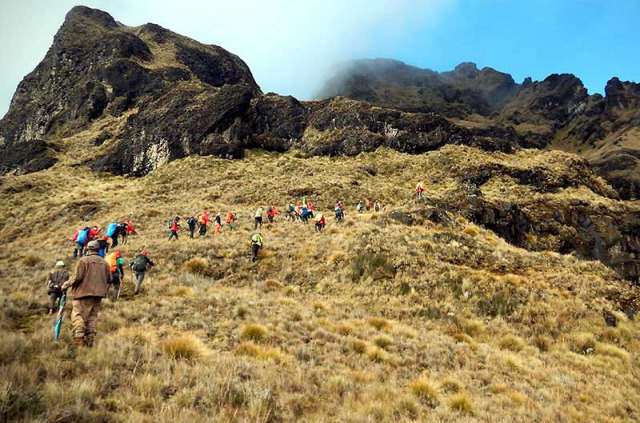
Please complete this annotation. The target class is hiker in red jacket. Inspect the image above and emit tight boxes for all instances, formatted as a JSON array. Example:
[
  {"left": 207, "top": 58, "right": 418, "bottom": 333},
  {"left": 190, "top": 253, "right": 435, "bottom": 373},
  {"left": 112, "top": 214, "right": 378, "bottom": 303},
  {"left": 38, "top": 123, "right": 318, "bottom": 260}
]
[
  {"left": 365, "top": 199, "right": 372, "bottom": 212},
  {"left": 88, "top": 226, "right": 101, "bottom": 240},
  {"left": 168, "top": 216, "right": 181, "bottom": 241},
  {"left": 267, "top": 206, "right": 278, "bottom": 223},
  {"left": 198, "top": 211, "right": 212, "bottom": 236}
]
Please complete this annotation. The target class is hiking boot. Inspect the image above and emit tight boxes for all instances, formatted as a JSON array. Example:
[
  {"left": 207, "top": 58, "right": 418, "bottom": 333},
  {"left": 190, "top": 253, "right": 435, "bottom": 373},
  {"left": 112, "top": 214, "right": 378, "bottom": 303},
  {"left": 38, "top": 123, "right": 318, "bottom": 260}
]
[{"left": 85, "top": 332, "right": 96, "bottom": 348}]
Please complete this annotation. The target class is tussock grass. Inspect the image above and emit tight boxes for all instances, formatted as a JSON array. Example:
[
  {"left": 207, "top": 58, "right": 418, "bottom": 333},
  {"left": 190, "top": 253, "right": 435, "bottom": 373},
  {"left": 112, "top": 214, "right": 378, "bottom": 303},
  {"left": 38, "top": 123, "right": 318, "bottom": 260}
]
[
  {"left": 240, "top": 324, "right": 267, "bottom": 342},
  {"left": 264, "top": 279, "right": 284, "bottom": 290},
  {"left": 408, "top": 378, "right": 440, "bottom": 407},
  {"left": 448, "top": 393, "right": 474, "bottom": 414},
  {"left": 160, "top": 333, "right": 208, "bottom": 361},
  {"left": 498, "top": 334, "right": 526, "bottom": 351},
  {"left": 183, "top": 257, "right": 209, "bottom": 275},
  {"left": 367, "top": 317, "right": 392, "bottom": 331},
  {"left": 22, "top": 255, "right": 42, "bottom": 267},
  {"left": 0, "top": 146, "right": 639, "bottom": 422}
]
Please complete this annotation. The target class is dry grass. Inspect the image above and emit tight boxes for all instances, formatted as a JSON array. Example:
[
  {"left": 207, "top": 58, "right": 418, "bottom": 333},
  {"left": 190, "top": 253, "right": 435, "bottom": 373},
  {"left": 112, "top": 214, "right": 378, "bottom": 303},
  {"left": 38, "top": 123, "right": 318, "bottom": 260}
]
[
  {"left": 160, "top": 333, "right": 208, "bottom": 361},
  {"left": 183, "top": 257, "right": 209, "bottom": 275},
  {"left": 240, "top": 324, "right": 268, "bottom": 342},
  {"left": 409, "top": 378, "right": 440, "bottom": 407},
  {"left": 0, "top": 146, "right": 638, "bottom": 422}
]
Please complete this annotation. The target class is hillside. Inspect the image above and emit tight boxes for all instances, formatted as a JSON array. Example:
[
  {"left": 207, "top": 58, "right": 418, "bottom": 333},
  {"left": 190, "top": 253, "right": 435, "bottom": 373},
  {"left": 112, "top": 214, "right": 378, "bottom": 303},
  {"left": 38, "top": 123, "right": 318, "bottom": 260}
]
[
  {"left": 1, "top": 6, "right": 640, "bottom": 422},
  {"left": 1, "top": 146, "right": 639, "bottom": 422},
  {"left": 317, "top": 59, "right": 640, "bottom": 200}
]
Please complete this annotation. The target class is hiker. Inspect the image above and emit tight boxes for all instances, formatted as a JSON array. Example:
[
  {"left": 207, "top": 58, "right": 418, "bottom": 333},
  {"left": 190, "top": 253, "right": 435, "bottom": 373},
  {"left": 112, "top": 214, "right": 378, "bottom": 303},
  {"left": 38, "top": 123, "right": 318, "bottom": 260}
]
[
  {"left": 251, "top": 233, "right": 263, "bottom": 262},
  {"left": 365, "top": 199, "right": 372, "bottom": 212},
  {"left": 88, "top": 226, "right": 101, "bottom": 240},
  {"left": 130, "top": 250, "right": 154, "bottom": 295},
  {"left": 294, "top": 203, "right": 302, "bottom": 221},
  {"left": 314, "top": 212, "right": 326, "bottom": 232},
  {"left": 72, "top": 227, "right": 90, "bottom": 259},
  {"left": 105, "top": 251, "right": 124, "bottom": 301},
  {"left": 374, "top": 201, "right": 381, "bottom": 212},
  {"left": 198, "top": 211, "right": 212, "bottom": 236},
  {"left": 335, "top": 201, "right": 345, "bottom": 223},
  {"left": 226, "top": 210, "right": 237, "bottom": 230},
  {"left": 186, "top": 216, "right": 197, "bottom": 238},
  {"left": 97, "top": 235, "right": 109, "bottom": 258},
  {"left": 334, "top": 204, "right": 343, "bottom": 223},
  {"left": 214, "top": 213, "right": 222, "bottom": 236},
  {"left": 254, "top": 207, "right": 264, "bottom": 230},
  {"left": 46, "top": 261, "right": 69, "bottom": 315},
  {"left": 267, "top": 206, "right": 278, "bottom": 223},
  {"left": 119, "top": 219, "right": 135, "bottom": 244},
  {"left": 60, "top": 240, "right": 111, "bottom": 348},
  {"left": 286, "top": 204, "right": 297, "bottom": 222},
  {"left": 356, "top": 201, "right": 364, "bottom": 214},
  {"left": 106, "top": 222, "right": 120, "bottom": 247},
  {"left": 168, "top": 216, "right": 180, "bottom": 241},
  {"left": 415, "top": 179, "right": 425, "bottom": 200}
]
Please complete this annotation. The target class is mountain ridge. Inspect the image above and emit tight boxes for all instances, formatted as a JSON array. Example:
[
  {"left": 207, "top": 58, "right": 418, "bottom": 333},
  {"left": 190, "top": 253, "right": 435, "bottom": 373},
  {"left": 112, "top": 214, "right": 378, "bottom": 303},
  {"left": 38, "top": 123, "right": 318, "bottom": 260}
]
[{"left": 316, "top": 58, "right": 640, "bottom": 200}]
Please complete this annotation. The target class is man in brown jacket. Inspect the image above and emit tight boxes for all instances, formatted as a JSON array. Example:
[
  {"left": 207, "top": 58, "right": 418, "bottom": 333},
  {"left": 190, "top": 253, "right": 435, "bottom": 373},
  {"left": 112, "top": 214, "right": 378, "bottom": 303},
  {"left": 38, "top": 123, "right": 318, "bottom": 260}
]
[{"left": 62, "top": 240, "right": 111, "bottom": 347}]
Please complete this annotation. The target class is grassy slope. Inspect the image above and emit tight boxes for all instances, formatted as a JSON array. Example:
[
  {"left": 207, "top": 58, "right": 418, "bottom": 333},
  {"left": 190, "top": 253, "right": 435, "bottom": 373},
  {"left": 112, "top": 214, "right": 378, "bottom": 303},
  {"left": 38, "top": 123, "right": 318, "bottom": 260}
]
[{"left": 1, "top": 139, "right": 639, "bottom": 422}]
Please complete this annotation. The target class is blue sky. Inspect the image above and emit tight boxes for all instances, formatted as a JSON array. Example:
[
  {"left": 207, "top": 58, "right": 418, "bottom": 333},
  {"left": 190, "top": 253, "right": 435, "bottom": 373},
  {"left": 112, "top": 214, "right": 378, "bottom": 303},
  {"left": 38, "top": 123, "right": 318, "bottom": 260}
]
[{"left": 1, "top": 0, "right": 638, "bottom": 118}]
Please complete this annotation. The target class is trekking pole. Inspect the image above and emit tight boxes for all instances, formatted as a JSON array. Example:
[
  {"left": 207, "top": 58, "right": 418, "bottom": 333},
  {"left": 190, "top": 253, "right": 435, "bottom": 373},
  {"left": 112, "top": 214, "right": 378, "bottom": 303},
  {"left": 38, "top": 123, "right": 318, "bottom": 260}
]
[{"left": 54, "top": 292, "right": 67, "bottom": 340}]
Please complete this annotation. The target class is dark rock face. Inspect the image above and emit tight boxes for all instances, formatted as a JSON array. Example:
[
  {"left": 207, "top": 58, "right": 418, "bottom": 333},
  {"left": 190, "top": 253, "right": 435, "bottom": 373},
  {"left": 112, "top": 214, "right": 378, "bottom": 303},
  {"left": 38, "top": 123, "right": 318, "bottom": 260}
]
[
  {"left": 317, "top": 59, "right": 519, "bottom": 117},
  {"left": 404, "top": 158, "right": 640, "bottom": 283},
  {"left": 0, "top": 140, "right": 57, "bottom": 175},
  {"left": 319, "top": 59, "right": 640, "bottom": 200},
  {"left": 0, "top": 5, "right": 261, "bottom": 176}
]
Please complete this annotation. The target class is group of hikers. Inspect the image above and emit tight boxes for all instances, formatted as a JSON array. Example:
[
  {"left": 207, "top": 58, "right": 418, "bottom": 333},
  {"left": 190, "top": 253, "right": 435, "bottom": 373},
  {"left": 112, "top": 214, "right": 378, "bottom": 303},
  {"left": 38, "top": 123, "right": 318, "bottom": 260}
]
[
  {"left": 167, "top": 209, "right": 238, "bottom": 241},
  {"left": 71, "top": 220, "right": 136, "bottom": 258},
  {"left": 52, "top": 182, "right": 428, "bottom": 349},
  {"left": 50, "top": 240, "right": 154, "bottom": 347}
]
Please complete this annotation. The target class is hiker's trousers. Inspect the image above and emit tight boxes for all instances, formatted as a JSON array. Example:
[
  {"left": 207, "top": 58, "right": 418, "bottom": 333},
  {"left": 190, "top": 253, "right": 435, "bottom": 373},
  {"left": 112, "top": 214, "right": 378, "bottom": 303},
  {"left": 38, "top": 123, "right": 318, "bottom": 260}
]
[{"left": 71, "top": 297, "right": 102, "bottom": 338}]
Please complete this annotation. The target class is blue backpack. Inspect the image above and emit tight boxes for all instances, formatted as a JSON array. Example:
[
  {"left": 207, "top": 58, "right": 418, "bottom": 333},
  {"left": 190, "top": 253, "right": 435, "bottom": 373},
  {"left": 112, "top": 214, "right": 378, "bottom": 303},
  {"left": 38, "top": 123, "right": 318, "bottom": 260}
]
[
  {"left": 76, "top": 230, "right": 89, "bottom": 244},
  {"left": 106, "top": 223, "right": 118, "bottom": 237}
]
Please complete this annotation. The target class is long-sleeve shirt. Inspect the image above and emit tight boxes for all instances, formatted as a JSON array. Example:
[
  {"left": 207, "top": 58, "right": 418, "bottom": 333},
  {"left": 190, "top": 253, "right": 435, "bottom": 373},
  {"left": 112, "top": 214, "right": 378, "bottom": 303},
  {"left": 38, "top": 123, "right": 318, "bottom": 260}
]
[{"left": 64, "top": 252, "right": 111, "bottom": 298}]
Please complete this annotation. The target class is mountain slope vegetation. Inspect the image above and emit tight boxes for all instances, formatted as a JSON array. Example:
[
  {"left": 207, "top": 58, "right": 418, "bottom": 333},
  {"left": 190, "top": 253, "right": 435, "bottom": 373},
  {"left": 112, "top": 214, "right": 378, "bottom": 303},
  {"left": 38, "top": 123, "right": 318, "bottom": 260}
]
[
  {"left": 0, "top": 6, "right": 639, "bottom": 423},
  {"left": 1, "top": 145, "right": 639, "bottom": 422}
]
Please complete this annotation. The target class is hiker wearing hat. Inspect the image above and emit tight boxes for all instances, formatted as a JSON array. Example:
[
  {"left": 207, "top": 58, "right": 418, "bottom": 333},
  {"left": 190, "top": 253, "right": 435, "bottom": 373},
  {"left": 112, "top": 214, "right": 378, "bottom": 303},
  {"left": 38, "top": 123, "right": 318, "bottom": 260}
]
[
  {"left": 61, "top": 240, "right": 111, "bottom": 347},
  {"left": 129, "top": 250, "right": 155, "bottom": 295},
  {"left": 46, "top": 261, "right": 69, "bottom": 315}
]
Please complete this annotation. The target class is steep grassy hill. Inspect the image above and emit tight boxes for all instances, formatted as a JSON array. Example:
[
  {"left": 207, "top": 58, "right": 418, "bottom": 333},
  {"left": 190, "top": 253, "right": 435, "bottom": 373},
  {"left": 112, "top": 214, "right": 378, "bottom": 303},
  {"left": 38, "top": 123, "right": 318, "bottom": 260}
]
[{"left": 1, "top": 143, "right": 639, "bottom": 422}]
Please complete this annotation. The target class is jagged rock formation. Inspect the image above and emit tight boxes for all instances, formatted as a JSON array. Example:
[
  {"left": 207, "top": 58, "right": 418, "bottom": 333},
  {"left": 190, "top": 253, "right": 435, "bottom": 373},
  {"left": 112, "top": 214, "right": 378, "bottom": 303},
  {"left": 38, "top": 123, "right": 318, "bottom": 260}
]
[
  {"left": 0, "top": 7, "right": 517, "bottom": 176},
  {"left": 318, "top": 59, "right": 520, "bottom": 117},
  {"left": 318, "top": 59, "right": 640, "bottom": 200}
]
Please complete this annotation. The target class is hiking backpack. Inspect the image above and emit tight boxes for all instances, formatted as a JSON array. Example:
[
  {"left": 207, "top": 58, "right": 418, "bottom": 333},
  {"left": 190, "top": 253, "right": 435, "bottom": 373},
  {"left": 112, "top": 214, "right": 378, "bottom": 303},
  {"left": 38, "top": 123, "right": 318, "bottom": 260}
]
[
  {"left": 167, "top": 219, "right": 173, "bottom": 229},
  {"left": 76, "top": 230, "right": 88, "bottom": 244},
  {"left": 106, "top": 223, "right": 118, "bottom": 237},
  {"left": 132, "top": 256, "right": 147, "bottom": 272},
  {"left": 106, "top": 253, "right": 118, "bottom": 274}
]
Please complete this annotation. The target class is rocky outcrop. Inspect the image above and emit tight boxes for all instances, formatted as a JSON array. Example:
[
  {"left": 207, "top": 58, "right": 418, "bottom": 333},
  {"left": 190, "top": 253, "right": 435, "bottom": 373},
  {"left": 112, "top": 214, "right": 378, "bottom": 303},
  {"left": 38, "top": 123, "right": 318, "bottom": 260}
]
[
  {"left": 317, "top": 59, "right": 520, "bottom": 117},
  {"left": 319, "top": 59, "right": 640, "bottom": 200},
  {"left": 402, "top": 148, "right": 640, "bottom": 282},
  {"left": 0, "top": 6, "right": 261, "bottom": 176}
]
